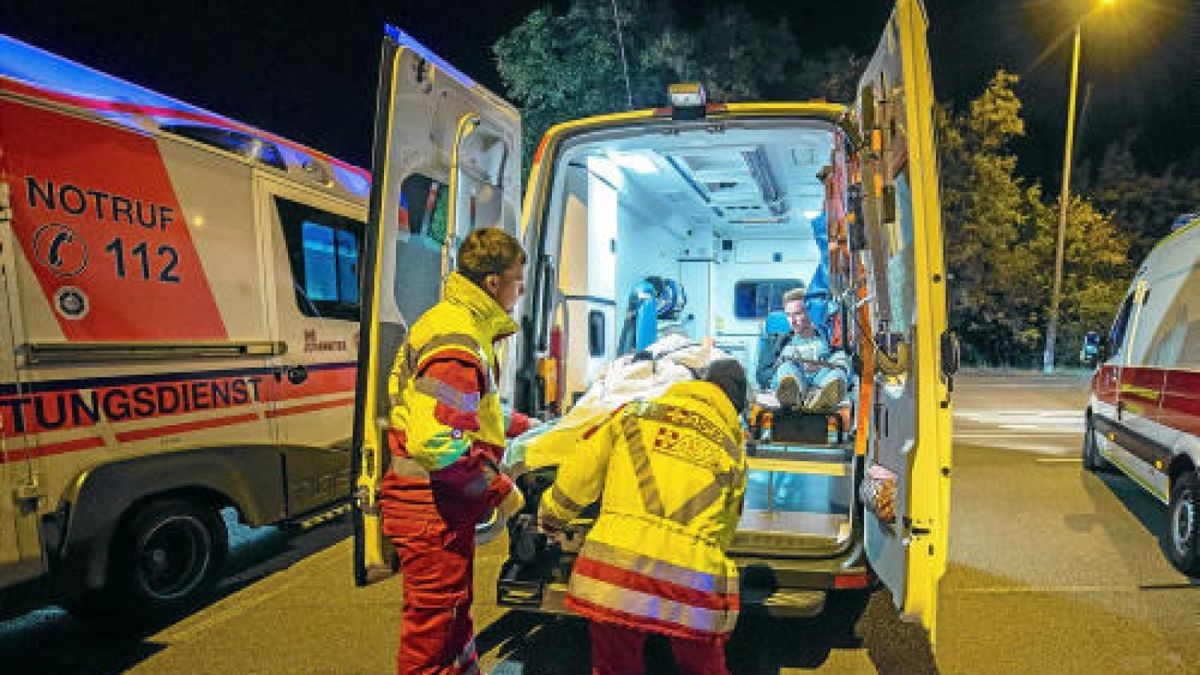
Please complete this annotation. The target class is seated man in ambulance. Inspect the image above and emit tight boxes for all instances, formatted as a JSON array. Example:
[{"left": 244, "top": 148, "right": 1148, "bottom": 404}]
[{"left": 759, "top": 286, "right": 848, "bottom": 413}]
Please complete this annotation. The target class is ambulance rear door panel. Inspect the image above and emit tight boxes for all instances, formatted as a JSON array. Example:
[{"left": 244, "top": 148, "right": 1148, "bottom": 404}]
[
  {"left": 853, "top": 0, "right": 951, "bottom": 639},
  {"left": 1, "top": 96, "right": 285, "bottom": 521},
  {"left": 257, "top": 174, "right": 363, "bottom": 517},
  {"left": 353, "top": 25, "right": 522, "bottom": 585}
]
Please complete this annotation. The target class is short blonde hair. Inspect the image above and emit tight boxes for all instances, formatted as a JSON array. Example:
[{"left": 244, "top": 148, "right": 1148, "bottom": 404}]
[
  {"left": 457, "top": 227, "right": 527, "bottom": 286},
  {"left": 782, "top": 286, "right": 807, "bottom": 304}
]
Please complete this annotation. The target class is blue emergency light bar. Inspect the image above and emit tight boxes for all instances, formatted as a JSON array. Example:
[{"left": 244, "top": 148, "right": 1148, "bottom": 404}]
[
  {"left": 0, "top": 33, "right": 370, "bottom": 198},
  {"left": 383, "top": 25, "right": 477, "bottom": 90}
]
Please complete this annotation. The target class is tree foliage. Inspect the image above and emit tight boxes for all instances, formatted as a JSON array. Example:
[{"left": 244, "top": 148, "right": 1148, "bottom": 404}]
[
  {"left": 493, "top": 0, "right": 866, "bottom": 172},
  {"left": 940, "top": 71, "right": 1133, "bottom": 367},
  {"left": 494, "top": 3, "right": 1167, "bottom": 371},
  {"left": 1080, "top": 132, "right": 1200, "bottom": 262}
]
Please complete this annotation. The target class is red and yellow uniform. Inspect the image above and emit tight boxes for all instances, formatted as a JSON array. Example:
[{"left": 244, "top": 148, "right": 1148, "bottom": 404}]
[
  {"left": 380, "top": 271, "right": 530, "bottom": 675},
  {"left": 540, "top": 380, "right": 746, "bottom": 674}
]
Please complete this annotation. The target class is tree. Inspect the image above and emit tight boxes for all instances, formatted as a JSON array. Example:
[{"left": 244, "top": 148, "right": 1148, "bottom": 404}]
[
  {"left": 939, "top": 71, "right": 1042, "bottom": 366},
  {"left": 1083, "top": 131, "right": 1200, "bottom": 262},
  {"left": 493, "top": 0, "right": 676, "bottom": 173},
  {"left": 493, "top": 1, "right": 867, "bottom": 174},
  {"left": 938, "top": 70, "right": 1132, "bottom": 367}
]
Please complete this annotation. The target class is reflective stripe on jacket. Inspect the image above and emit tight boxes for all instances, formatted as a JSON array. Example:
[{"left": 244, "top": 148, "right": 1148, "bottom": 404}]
[
  {"left": 540, "top": 380, "right": 747, "bottom": 640},
  {"left": 388, "top": 271, "right": 518, "bottom": 471}
]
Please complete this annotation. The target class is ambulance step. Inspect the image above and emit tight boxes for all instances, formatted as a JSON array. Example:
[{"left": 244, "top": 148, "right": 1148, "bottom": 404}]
[
  {"left": 283, "top": 501, "right": 351, "bottom": 531},
  {"left": 755, "top": 589, "right": 827, "bottom": 618}
]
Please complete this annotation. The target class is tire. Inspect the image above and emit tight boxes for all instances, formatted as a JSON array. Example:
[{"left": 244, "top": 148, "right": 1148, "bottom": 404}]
[
  {"left": 110, "top": 498, "right": 228, "bottom": 619},
  {"left": 1082, "top": 413, "right": 1109, "bottom": 472},
  {"left": 1167, "top": 471, "right": 1200, "bottom": 578}
]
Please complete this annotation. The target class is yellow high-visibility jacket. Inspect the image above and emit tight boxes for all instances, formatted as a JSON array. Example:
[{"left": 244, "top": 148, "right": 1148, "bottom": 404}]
[
  {"left": 388, "top": 272, "right": 519, "bottom": 471},
  {"left": 540, "top": 380, "right": 747, "bottom": 640}
]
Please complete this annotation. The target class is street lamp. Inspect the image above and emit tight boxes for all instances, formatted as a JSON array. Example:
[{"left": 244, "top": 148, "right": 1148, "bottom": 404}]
[{"left": 1043, "top": 0, "right": 1117, "bottom": 375}]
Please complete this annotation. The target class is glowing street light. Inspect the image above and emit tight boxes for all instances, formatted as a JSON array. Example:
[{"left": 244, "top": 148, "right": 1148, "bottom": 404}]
[{"left": 1043, "top": 0, "right": 1119, "bottom": 374}]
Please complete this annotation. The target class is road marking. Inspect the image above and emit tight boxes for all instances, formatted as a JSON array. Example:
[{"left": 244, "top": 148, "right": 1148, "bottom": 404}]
[
  {"left": 1035, "top": 458, "right": 1082, "bottom": 463},
  {"left": 954, "top": 432, "right": 1081, "bottom": 438}
]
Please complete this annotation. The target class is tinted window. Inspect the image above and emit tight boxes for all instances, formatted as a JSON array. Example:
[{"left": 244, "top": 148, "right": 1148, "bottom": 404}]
[
  {"left": 588, "top": 310, "right": 606, "bottom": 357},
  {"left": 1109, "top": 293, "right": 1135, "bottom": 358},
  {"left": 734, "top": 279, "right": 803, "bottom": 320},
  {"left": 275, "top": 196, "right": 363, "bottom": 321}
]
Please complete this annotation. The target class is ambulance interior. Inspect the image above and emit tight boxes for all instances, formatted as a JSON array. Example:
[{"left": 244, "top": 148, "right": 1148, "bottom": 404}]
[{"left": 542, "top": 117, "right": 857, "bottom": 557}]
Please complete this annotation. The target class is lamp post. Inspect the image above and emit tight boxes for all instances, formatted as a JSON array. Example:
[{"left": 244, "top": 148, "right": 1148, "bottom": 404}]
[
  {"left": 1042, "top": 21, "right": 1082, "bottom": 375},
  {"left": 1043, "top": 0, "right": 1117, "bottom": 374}
]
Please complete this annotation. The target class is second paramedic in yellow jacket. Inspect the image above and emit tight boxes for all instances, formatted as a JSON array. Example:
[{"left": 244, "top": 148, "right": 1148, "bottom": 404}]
[{"left": 539, "top": 359, "right": 749, "bottom": 675}]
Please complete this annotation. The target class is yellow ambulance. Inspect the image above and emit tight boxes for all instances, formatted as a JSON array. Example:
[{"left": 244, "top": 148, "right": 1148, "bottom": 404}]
[{"left": 353, "top": 0, "right": 954, "bottom": 644}]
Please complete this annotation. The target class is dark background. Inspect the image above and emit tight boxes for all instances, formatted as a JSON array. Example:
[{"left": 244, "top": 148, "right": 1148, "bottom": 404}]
[{"left": 3, "top": 0, "right": 1197, "bottom": 185}]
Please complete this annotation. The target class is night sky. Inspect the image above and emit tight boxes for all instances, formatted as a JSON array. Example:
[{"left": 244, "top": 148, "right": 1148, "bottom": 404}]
[{"left": 3, "top": 0, "right": 1197, "bottom": 185}]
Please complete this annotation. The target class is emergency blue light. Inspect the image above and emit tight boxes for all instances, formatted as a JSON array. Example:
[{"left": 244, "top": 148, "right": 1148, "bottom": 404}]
[{"left": 1171, "top": 213, "right": 1198, "bottom": 232}]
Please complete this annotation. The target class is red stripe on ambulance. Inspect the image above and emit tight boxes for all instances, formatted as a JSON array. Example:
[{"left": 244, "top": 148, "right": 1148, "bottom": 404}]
[
  {"left": 0, "top": 436, "right": 105, "bottom": 463},
  {"left": 265, "top": 396, "right": 356, "bottom": 419},
  {"left": 116, "top": 412, "right": 260, "bottom": 443}
]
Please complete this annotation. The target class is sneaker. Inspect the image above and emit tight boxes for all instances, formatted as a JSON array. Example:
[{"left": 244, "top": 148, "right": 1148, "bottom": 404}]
[
  {"left": 803, "top": 378, "right": 847, "bottom": 412},
  {"left": 776, "top": 374, "right": 804, "bottom": 409}
]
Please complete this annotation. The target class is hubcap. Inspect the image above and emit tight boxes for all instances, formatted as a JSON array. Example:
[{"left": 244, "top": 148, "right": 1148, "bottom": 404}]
[
  {"left": 1173, "top": 489, "right": 1196, "bottom": 558},
  {"left": 136, "top": 514, "right": 212, "bottom": 601}
]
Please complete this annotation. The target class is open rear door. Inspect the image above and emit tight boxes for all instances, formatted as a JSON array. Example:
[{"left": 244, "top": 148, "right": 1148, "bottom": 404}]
[
  {"left": 853, "top": 0, "right": 952, "bottom": 641},
  {"left": 351, "top": 27, "right": 522, "bottom": 585}
]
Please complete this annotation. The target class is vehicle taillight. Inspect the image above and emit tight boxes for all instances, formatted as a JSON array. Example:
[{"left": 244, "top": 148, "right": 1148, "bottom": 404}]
[{"left": 833, "top": 572, "right": 874, "bottom": 590}]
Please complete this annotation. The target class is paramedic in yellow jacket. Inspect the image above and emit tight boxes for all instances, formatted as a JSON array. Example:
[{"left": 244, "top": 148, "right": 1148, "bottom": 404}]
[
  {"left": 380, "top": 227, "right": 532, "bottom": 675},
  {"left": 539, "top": 359, "right": 749, "bottom": 675}
]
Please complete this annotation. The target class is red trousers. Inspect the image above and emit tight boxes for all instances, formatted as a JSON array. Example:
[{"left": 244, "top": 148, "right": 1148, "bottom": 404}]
[
  {"left": 382, "top": 472, "right": 481, "bottom": 675},
  {"left": 588, "top": 621, "right": 729, "bottom": 675}
]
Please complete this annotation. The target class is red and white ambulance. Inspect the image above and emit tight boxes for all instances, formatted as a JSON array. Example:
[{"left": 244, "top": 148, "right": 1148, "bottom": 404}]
[
  {"left": 1084, "top": 215, "right": 1200, "bottom": 577},
  {"left": 0, "top": 34, "right": 367, "bottom": 619}
]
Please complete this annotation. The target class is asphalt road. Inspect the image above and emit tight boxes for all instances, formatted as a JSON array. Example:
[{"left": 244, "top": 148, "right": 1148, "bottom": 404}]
[{"left": 2, "top": 373, "right": 1198, "bottom": 673}]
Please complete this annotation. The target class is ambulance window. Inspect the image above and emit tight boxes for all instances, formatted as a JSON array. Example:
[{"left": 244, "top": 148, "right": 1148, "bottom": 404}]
[
  {"left": 734, "top": 279, "right": 802, "bottom": 320},
  {"left": 274, "top": 196, "right": 363, "bottom": 321},
  {"left": 399, "top": 174, "right": 450, "bottom": 245},
  {"left": 1109, "top": 294, "right": 1135, "bottom": 356}
]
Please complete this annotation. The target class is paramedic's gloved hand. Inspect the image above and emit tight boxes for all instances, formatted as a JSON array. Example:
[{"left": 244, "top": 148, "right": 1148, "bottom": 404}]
[
  {"left": 535, "top": 506, "right": 573, "bottom": 546},
  {"left": 481, "top": 462, "right": 525, "bottom": 519}
]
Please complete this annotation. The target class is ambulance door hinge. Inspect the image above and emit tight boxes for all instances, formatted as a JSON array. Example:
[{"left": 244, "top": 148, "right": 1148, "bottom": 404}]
[
  {"left": 0, "top": 179, "right": 11, "bottom": 227},
  {"left": 13, "top": 473, "right": 46, "bottom": 514},
  {"left": 902, "top": 515, "right": 932, "bottom": 537},
  {"left": 353, "top": 484, "right": 381, "bottom": 516}
]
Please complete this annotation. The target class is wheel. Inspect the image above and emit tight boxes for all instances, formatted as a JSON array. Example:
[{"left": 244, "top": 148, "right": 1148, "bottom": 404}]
[
  {"left": 1081, "top": 413, "right": 1109, "bottom": 472},
  {"left": 1167, "top": 471, "right": 1200, "bottom": 578},
  {"left": 112, "top": 498, "right": 228, "bottom": 618}
]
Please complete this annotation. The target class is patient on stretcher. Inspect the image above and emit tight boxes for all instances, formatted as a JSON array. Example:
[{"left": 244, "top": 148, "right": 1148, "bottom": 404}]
[{"left": 503, "top": 333, "right": 732, "bottom": 472}]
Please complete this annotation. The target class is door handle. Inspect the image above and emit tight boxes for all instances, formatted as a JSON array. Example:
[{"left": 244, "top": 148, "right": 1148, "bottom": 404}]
[{"left": 285, "top": 365, "right": 309, "bottom": 385}]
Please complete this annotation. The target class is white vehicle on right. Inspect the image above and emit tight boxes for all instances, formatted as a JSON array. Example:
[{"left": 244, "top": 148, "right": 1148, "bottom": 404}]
[{"left": 1084, "top": 214, "right": 1200, "bottom": 577}]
